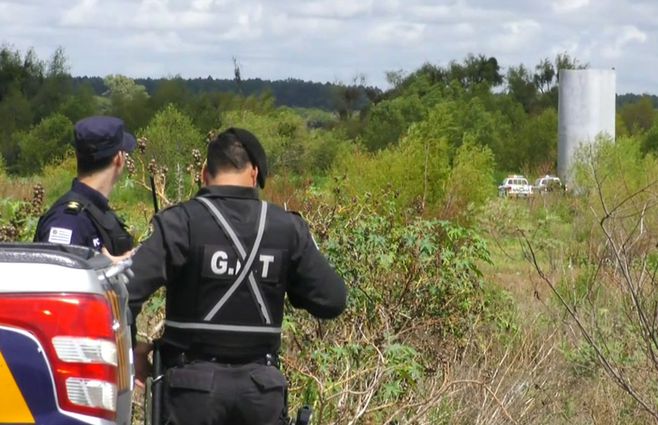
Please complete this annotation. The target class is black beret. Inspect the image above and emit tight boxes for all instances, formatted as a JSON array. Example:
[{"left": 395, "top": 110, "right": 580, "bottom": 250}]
[{"left": 224, "top": 127, "right": 268, "bottom": 188}]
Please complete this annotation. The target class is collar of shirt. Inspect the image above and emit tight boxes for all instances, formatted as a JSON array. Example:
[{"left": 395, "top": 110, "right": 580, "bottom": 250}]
[
  {"left": 71, "top": 179, "right": 110, "bottom": 211},
  {"left": 196, "top": 185, "right": 259, "bottom": 200}
]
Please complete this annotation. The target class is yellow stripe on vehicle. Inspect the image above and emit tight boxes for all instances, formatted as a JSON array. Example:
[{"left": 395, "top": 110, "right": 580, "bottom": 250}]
[
  {"left": 105, "top": 290, "right": 130, "bottom": 392},
  {"left": 0, "top": 351, "right": 35, "bottom": 424}
]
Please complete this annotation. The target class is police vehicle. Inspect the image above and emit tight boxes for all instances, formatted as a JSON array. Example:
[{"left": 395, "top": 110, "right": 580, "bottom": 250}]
[
  {"left": 0, "top": 243, "right": 133, "bottom": 425},
  {"left": 498, "top": 175, "right": 533, "bottom": 198}
]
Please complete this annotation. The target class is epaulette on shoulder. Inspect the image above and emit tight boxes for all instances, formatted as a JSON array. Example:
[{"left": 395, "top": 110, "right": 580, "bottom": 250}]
[
  {"left": 154, "top": 203, "right": 181, "bottom": 218},
  {"left": 64, "top": 200, "right": 83, "bottom": 215},
  {"left": 288, "top": 210, "right": 313, "bottom": 224},
  {"left": 160, "top": 204, "right": 178, "bottom": 213}
]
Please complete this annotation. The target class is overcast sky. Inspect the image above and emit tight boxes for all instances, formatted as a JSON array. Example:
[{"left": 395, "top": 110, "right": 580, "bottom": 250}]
[{"left": 0, "top": 0, "right": 655, "bottom": 93}]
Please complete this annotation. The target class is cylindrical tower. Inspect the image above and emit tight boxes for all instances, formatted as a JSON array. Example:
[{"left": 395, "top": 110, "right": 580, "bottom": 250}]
[{"left": 558, "top": 69, "right": 616, "bottom": 183}]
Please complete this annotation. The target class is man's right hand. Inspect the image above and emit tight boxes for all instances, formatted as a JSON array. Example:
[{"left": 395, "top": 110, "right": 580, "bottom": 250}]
[
  {"left": 134, "top": 341, "right": 153, "bottom": 388},
  {"left": 101, "top": 246, "right": 136, "bottom": 264}
]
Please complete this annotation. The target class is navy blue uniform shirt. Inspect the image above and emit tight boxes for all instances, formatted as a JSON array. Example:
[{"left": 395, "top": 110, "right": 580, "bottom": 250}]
[{"left": 35, "top": 180, "right": 109, "bottom": 250}]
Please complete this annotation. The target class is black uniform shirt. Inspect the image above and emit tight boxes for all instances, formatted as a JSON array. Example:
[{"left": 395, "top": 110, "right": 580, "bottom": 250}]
[
  {"left": 35, "top": 179, "right": 109, "bottom": 250},
  {"left": 128, "top": 185, "right": 346, "bottom": 353}
]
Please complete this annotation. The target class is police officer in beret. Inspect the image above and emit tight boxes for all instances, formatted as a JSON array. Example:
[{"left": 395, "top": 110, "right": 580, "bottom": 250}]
[
  {"left": 34, "top": 116, "right": 135, "bottom": 255},
  {"left": 128, "top": 128, "right": 347, "bottom": 425}
]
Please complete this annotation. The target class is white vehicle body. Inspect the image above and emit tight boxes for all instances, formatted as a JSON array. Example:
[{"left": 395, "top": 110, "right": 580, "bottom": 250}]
[
  {"left": 533, "top": 175, "right": 563, "bottom": 193},
  {"left": 498, "top": 175, "right": 532, "bottom": 198},
  {"left": 0, "top": 243, "right": 133, "bottom": 425}
]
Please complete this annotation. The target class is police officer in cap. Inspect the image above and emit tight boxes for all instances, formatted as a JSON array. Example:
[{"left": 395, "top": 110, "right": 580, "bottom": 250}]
[
  {"left": 128, "top": 128, "right": 347, "bottom": 425},
  {"left": 34, "top": 116, "right": 135, "bottom": 255}
]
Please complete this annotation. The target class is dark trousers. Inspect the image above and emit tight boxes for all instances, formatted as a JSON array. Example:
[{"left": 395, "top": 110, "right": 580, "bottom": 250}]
[{"left": 163, "top": 360, "right": 288, "bottom": 425}]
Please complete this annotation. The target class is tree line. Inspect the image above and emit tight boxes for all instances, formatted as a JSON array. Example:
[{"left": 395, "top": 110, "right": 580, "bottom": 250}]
[
  {"left": 1, "top": 44, "right": 656, "bottom": 184},
  {"left": 73, "top": 75, "right": 370, "bottom": 111}
]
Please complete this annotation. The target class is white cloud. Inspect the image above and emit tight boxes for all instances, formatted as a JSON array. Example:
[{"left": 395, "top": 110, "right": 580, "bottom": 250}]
[
  {"left": 373, "top": 0, "right": 401, "bottom": 15},
  {"left": 191, "top": 0, "right": 214, "bottom": 12},
  {"left": 552, "top": 0, "right": 590, "bottom": 13},
  {"left": 407, "top": 4, "right": 452, "bottom": 21},
  {"left": 0, "top": 0, "right": 656, "bottom": 93},
  {"left": 601, "top": 25, "right": 647, "bottom": 59},
  {"left": 453, "top": 22, "right": 475, "bottom": 36},
  {"left": 368, "top": 22, "right": 425, "bottom": 45},
  {"left": 269, "top": 14, "right": 342, "bottom": 37},
  {"left": 60, "top": 0, "right": 99, "bottom": 26},
  {"left": 124, "top": 31, "right": 198, "bottom": 54},
  {"left": 488, "top": 20, "right": 542, "bottom": 52},
  {"left": 132, "top": 0, "right": 215, "bottom": 30},
  {"left": 0, "top": 1, "right": 43, "bottom": 26},
  {"left": 296, "top": 0, "right": 374, "bottom": 19}
]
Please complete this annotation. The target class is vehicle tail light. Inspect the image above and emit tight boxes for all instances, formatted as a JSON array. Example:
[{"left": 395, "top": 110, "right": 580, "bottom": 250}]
[
  {"left": 53, "top": 337, "right": 118, "bottom": 365},
  {"left": 0, "top": 294, "right": 119, "bottom": 421},
  {"left": 66, "top": 378, "right": 117, "bottom": 412}
]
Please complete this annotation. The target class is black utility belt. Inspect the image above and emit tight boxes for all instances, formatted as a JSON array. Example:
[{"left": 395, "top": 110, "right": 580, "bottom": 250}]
[{"left": 167, "top": 351, "right": 279, "bottom": 368}]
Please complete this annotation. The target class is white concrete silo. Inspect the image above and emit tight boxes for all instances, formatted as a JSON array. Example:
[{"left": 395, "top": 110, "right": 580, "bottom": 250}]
[{"left": 558, "top": 69, "right": 616, "bottom": 183}]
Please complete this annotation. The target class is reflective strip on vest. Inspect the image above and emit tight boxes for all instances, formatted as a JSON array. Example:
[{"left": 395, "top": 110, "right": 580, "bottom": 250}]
[
  {"left": 165, "top": 320, "right": 281, "bottom": 334},
  {"left": 196, "top": 197, "right": 272, "bottom": 324}
]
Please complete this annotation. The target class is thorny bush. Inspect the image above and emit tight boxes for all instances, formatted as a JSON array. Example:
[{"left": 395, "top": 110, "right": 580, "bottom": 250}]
[
  {"left": 0, "top": 183, "right": 44, "bottom": 241},
  {"left": 280, "top": 185, "right": 494, "bottom": 424}
]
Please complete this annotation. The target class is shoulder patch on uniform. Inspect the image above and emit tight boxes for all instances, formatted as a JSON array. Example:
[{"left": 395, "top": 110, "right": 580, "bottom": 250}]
[
  {"left": 48, "top": 227, "right": 72, "bottom": 244},
  {"left": 64, "top": 201, "right": 83, "bottom": 215}
]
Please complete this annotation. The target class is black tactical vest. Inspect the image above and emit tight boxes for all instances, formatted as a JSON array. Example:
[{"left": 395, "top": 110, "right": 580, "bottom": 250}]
[
  {"left": 162, "top": 196, "right": 288, "bottom": 360},
  {"left": 36, "top": 191, "right": 134, "bottom": 255}
]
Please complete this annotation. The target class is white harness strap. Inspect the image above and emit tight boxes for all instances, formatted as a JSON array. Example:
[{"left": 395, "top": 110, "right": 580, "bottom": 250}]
[
  {"left": 196, "top": 197, "right": 272, "bottom": 324},
  {"left": 165, "top": 320, "right": 281, "bottom": 334}
]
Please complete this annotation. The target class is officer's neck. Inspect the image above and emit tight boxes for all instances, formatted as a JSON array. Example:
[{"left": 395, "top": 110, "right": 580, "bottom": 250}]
[
  {"left": 208, "top": 171, "right": 257, "bottom": 188},
  {"left": 78, "top": 171, "right": 115, "bottom": 199}
]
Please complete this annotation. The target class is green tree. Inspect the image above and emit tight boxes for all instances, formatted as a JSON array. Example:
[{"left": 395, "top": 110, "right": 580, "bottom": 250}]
[
  {"left": 618, "top": 96, "right": 655, "bottom": 135},
  {"left": 0, "top": 84, "right": 33, "bottom": 169},
  {"left": 459, "top": 54, "right": 503, "bottom": 88},
  {"left": 59, "top": 83, "right": 98, "bottom": 123},
  {"left": 104, "top": 75, "right": 153, "bottom": 131},
  {"left": 442, "top": 139, "right": 496, "bottom": 220},
  {"left": 0, "top": 46, "right": 45, "bottom": 102},
  {"left": 31, "top": 47, "right": 73, "bottom": 122},
  {"left": 140, "top": 104, "right": 204, "bottom": 173},
  {"left": 149, "top": 77, "right": 190, "bottom": 112},
  {"left": 642, "top": 120, "right": 658, "bottom": 154},
  {"left": 506, "top": 64, "right": 537, "bottom": 113},
  {"left": 220, "top": 109, "right": 310, "bottom": 175},
  {"left": 533, "top": 58, "right": 556, "bottom": 95},
  {"left": 517, "top": 107, "right": 558, "bottom": 172},
  {"left": 360, "top": 94, "right": 426, "bottom": 151},
  {"left": 17, "top": 113, "right": 72, "bottom": 175},
  {"left": 184, "top": 92, "right": 228, "bottom": 132},
  {"left": 104, "top": 74, "right": 149, "bottom": 101},
  {"left": 114, "top": 93, "right": 152, "bottom": 132}
]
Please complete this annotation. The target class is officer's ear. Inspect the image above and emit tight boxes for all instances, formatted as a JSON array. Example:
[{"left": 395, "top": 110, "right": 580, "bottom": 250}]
[
  {"left": 201, "top": 162, "right": 210, "bottom": 187},
  {"left": 114, "top": 151, "right": 125, "bottom": 165},
  {"left": 250, "top": 165, "right": 259, "bottom": 188}
]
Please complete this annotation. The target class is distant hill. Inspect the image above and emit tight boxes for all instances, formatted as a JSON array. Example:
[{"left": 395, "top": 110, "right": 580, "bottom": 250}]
[
  {"left": 72, "top": 76, "right": 371, "bottom": 111},
  {"left": 617, "top": 93, "right": 658, "bottom": 108},
  {"left": 72, "top": 76, "right": 655, "bottom": 112}
]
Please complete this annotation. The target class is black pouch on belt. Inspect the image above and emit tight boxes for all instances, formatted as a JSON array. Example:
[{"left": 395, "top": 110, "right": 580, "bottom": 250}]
[{"left": 167, "top": 367, "right": 214, "bottom": 392}]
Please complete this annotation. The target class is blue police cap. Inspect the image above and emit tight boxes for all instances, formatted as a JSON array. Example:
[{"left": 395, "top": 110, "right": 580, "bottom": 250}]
[{"left": 74, "top": 116, "right": 136, "bottom": 160}]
